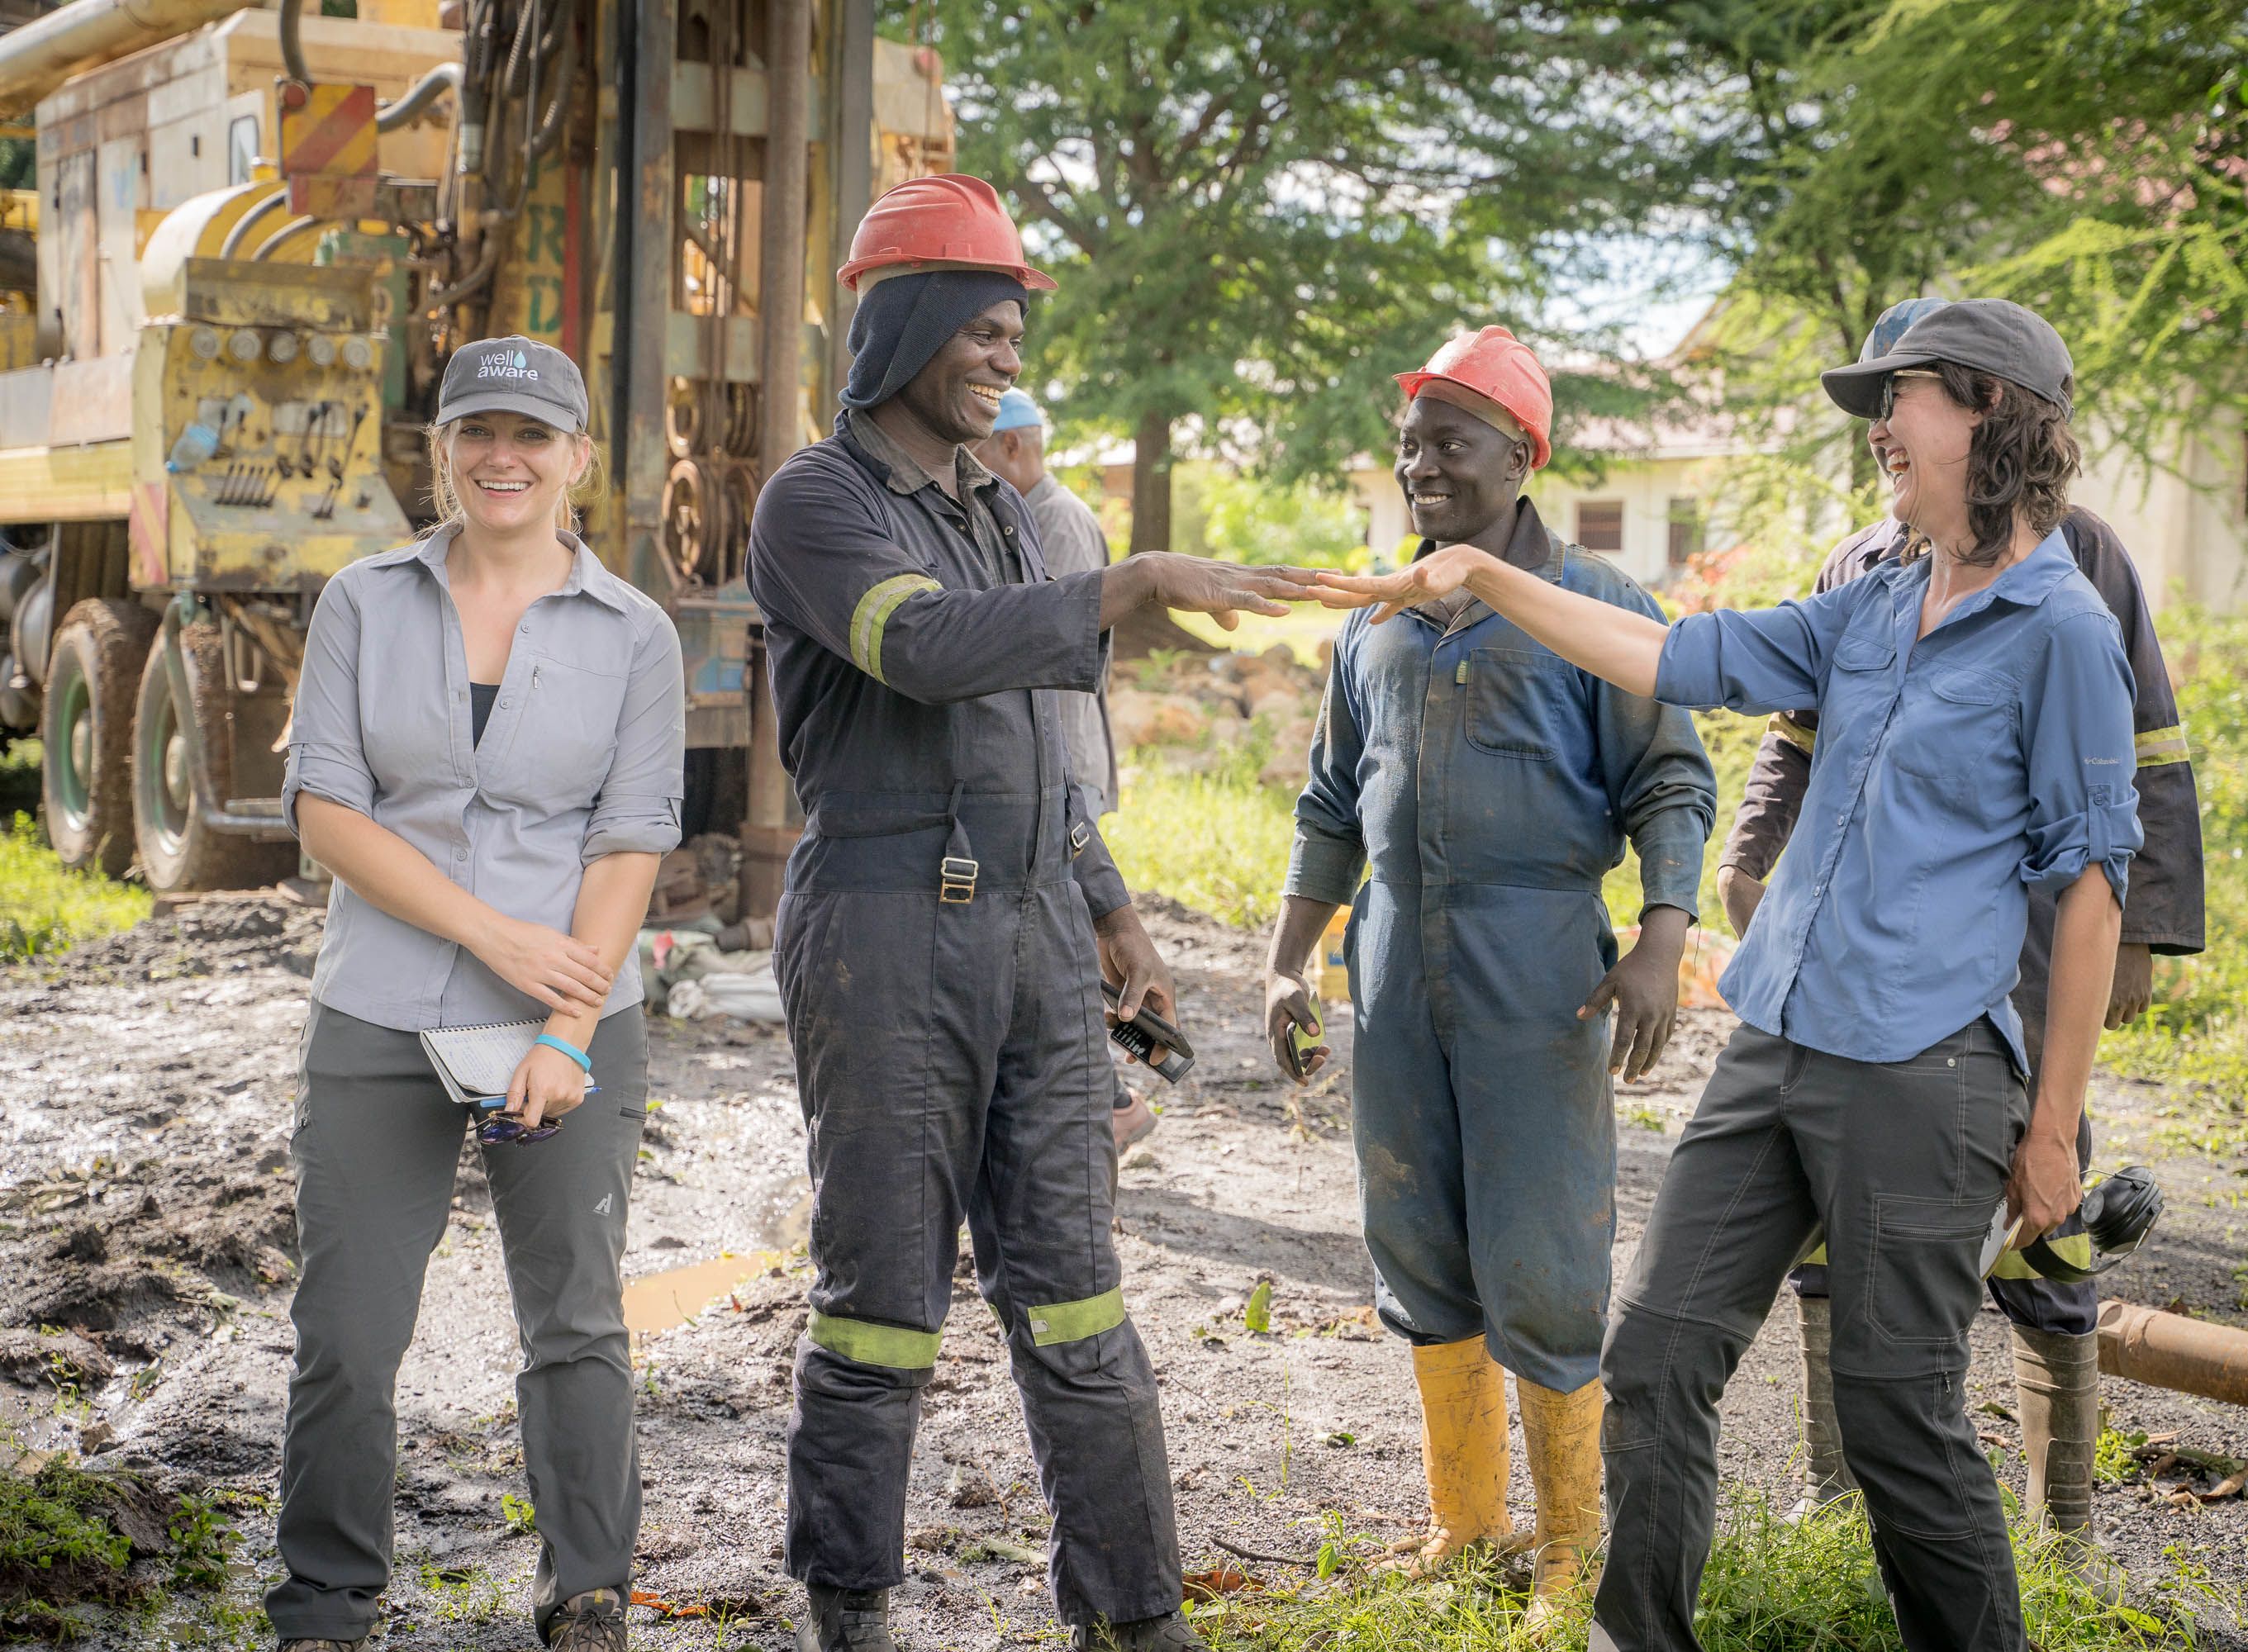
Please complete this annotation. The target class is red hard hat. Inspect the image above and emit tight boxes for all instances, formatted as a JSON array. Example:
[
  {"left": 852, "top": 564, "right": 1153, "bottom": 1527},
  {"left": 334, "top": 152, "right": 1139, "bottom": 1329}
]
[
  {"left": 836, "top": 173, "right": 1057, "bottom": 294},
  {"left": 1395, "top": 326, "right": 1553, "bottom": 470}
]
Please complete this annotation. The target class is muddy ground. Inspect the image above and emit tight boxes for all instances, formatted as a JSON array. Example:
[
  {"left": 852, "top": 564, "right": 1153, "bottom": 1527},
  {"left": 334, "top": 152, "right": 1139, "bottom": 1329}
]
[{"left": 2, "top": 894, "right": 2245, "bottom": 1649}]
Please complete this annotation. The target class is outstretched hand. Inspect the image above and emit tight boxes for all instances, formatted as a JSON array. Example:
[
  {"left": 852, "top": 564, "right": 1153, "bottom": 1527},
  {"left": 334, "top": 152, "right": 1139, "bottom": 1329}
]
[
  {"left": 1145, "top": 553, "right": 1324, "bottom": 629},
  {"left": 1314, "top": 544, "right": 1494, "bottom": 623}
]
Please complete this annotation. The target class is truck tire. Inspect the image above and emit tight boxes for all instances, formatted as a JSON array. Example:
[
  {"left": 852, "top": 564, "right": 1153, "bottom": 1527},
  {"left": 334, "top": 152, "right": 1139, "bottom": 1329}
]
[
  {"left": 40, "top": 599, "right": 157, "bottom": 877},
  {"left": 131, "top": 622, "right": 295, "bottom": 893}
]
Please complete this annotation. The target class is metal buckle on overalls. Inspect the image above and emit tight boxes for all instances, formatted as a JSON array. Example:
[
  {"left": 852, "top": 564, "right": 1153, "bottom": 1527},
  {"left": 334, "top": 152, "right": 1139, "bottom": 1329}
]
[
  {"left": 1068, "top": 820, "right": 1091, "bottom": 858},
  {"left": 939, "top": 855, "right": 979, "bottom": 903}
]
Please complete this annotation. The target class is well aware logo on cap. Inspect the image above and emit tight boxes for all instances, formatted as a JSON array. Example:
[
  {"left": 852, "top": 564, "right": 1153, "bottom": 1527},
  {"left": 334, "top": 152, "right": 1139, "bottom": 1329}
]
[{"left": 478, "top": 347, "right": 539, "bottom": 382}]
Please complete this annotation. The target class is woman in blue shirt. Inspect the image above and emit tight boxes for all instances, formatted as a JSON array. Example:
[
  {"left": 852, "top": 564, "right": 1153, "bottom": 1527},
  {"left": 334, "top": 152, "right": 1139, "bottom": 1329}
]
[{"left": 1317, "top": 300, "right": 2137, "bottom": 1652}]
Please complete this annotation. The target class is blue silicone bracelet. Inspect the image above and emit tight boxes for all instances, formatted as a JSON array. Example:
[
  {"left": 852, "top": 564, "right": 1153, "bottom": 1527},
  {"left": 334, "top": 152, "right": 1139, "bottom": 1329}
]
[{"left": 535, "top": 1032, "right": 592, "bottom": 1072}]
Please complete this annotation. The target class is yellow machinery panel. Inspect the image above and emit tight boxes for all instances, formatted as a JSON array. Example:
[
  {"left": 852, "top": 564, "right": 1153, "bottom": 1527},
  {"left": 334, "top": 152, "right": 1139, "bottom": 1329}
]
[{"left": 128, "top": 262, "right": 409, "bottom": 593}]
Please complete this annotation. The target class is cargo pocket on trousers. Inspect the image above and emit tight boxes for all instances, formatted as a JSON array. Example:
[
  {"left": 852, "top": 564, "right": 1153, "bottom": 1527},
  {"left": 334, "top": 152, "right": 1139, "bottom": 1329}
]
[{"left": 1869, "top": 1196, "right": 1993, "bottom": 1349}]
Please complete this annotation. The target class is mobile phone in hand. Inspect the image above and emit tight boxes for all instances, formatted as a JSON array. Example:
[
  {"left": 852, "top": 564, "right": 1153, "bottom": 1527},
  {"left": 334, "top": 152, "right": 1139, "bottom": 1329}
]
[{"left": 1099, "top": 978, "right": 1195, "bottom": 1084}]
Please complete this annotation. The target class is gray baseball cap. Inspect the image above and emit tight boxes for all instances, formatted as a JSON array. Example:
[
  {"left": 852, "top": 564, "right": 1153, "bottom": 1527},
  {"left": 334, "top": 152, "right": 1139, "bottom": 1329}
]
[
  {"left": 1821, "top": 298, "right": 2073, "bottom": 420},
  {"left": 436, "top": 335, "right": 590, "bottom": 432}
]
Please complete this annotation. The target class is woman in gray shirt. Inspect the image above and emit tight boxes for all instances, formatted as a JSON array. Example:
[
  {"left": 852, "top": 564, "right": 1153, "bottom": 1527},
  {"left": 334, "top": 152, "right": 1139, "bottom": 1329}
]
[{"left": 267, "top": 338, "right": 683, "bottom": 1652}]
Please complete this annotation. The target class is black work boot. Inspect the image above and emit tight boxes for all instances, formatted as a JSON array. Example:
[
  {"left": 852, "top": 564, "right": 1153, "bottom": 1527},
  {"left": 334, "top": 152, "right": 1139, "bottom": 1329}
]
[
  {"left": 796, "top": 1584, "right": 896, "bottom": 1652},
  {"left": 1071, "top": 1611, "right": 1203, "bottom": 1650}
]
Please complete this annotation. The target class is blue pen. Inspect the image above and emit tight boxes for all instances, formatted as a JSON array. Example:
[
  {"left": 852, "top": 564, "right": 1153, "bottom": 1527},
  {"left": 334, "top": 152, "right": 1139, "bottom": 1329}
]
[{"left": 474, "top": 1087, "right": 600, "bottom": 1109}]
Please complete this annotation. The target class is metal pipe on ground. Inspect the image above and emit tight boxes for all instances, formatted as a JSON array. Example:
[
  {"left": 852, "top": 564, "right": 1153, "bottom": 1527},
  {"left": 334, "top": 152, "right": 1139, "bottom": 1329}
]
[
  {"left": 2098, "top": 1299, "right": 2248, "bottom": 1407},
  {"left": 0, "top": 0, "right": 250, "bottom": 119}
]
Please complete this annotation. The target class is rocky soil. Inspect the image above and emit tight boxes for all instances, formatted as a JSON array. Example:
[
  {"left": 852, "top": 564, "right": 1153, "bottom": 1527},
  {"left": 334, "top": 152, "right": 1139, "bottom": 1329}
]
[{"left": 2, "top": 893, "right": 2244, "bottom": 1649}]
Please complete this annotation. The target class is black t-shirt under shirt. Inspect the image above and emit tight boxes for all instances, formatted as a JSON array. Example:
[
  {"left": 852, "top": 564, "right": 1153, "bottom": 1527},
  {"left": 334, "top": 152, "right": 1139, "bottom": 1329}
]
[{"left": 470, "top": 681, "right": 499, "bottom": 748}]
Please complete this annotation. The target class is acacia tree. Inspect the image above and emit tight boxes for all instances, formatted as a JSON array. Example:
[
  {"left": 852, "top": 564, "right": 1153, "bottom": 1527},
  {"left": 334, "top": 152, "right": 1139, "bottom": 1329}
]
[
  {"left": 1624, "top": 0, "right": 2247, "bottom": 496},
  {"left": 891, "top": 1, "right": 1684, "bottom": 551}
]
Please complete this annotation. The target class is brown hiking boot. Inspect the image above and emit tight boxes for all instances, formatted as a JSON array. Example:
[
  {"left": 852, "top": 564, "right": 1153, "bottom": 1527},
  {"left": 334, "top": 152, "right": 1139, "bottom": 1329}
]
[{"left": 548, "top": 1587, "right": 628, "bottom": 1651}]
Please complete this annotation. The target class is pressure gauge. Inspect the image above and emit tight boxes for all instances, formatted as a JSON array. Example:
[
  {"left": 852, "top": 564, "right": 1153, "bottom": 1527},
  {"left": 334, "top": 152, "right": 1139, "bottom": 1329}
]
[
  {"left": 188, "top": 326, "right": 221, "bottom": 360},
  {"left": 340, "top": 335, "right": 373, "bottom": 371},
  {"left": 267, "top": 330, "right": 300, "bottom": 364},
  {"left": 307, "top": 334, "right": 337, "bottom": 368},
  {"left": 228, "top": 330, "right": 262, "bottom": 363}
]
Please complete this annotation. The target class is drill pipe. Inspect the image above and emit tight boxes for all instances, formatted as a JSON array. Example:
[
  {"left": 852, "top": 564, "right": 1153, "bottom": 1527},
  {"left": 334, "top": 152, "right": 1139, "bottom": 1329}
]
[{"left": 2097, "top": 1299, "right": 2248, "bottom": 1407}]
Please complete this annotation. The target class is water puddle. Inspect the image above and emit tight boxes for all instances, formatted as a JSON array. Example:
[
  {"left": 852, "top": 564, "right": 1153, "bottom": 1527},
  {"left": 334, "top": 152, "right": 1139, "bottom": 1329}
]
[{"left": 623, "top": 1250, "right": 787, "bottom": 1336}]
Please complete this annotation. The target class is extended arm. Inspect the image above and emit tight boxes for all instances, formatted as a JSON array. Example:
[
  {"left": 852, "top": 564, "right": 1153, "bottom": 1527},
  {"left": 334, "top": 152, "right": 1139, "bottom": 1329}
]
[{"left": 749, "top": 463, "right": 1314, "bottom": 706}]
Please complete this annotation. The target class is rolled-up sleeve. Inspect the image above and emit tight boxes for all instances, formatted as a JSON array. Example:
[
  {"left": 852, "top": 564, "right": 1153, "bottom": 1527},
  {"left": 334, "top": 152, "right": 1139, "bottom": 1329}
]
[
  {"left": 283, "top": 571, "right": 376, "bottom": 835},
  {"left": 1654, "top": 585, "right": 1861, "bottom": 715},
  {"left": 581, "top": 610, "right": 687, "bottom": 863},
  {"left": 1596, "top": 580, "right": 1714, "bottom": 919},
  {"left": 1284, "top": 628, "right": 1370, "bottom": 905},
  {"left": 2019, "top": 610, "right": 2141, "bottom": 899}
]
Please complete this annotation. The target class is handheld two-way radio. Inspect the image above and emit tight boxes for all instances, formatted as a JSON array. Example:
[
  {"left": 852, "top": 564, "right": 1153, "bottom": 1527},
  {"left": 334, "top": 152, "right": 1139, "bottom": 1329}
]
[{"left": 1100, "top": 978, "right": 1195, "bottom": 1084}]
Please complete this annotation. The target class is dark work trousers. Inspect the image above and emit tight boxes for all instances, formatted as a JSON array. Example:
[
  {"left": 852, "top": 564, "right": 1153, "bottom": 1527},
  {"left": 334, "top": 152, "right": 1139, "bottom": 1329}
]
[
  {"left": 774, "top": 798, "right": 1181, "bottom": 1626},
  {"left": 267, "top": 1001, "right": 648, "bottom": 1645},
  {"left": 1789, "top": 884, "right": 2097, "bottom": 1335},
  {"left": 1594, "top": 1021, "right": 2031, "bottom": 1652}
]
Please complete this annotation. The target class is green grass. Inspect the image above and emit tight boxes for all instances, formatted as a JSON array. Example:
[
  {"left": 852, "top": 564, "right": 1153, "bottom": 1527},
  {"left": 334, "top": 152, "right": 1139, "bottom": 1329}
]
[
  {"left": 0, "top": 1458, "right": 239, "bottom": 1643},
  {"left": 1108, "top": 745, "right": 1300, "bottom": 931},
  {"left": 0, "top": 811, "right": 151, "bottom": 961},
  {"left": 1195, "top": 1493, "right": 2239, "bottom": 1650},
  {"left": 1171, "top": 606, "right": 1348, "bottom": 668}
]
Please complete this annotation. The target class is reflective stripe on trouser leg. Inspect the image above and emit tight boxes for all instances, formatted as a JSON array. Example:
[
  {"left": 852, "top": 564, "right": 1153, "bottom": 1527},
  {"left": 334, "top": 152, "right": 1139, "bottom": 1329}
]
[{"left": 808, "top": 1310, "right": 944, "bottom": 1370}]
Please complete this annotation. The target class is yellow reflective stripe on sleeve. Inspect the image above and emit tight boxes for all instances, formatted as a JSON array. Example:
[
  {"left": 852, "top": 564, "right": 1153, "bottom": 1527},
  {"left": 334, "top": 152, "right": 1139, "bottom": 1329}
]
[
  {"left": 807, "top": 1308, "right": 942, "bottom": 1370},
  {"left": 1025, "top": 1286, "right": 1126, "bottom": 1347},
  {"left": 848, "top": 573, "right": 941, "bottom": 684},
  {"left": 1988, "top": 1230, "right": 2094, "bottom": 1281},
  {"left": 2134, "top": 725, "right": 2190, "bottom": 767},
  {"left": 1768, "top": 713, "right": 1815, "bottom": 755}
]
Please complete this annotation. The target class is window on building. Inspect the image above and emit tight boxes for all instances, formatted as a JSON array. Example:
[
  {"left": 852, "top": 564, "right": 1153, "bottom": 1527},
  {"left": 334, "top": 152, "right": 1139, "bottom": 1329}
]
[
  {"left": 1667, "top": 497, "right": 1705, "bottom": 567},
  {"left": 227, "top": 116, "right": 259, "bottom": 186},
  {"left": 1576, "top": 501, "right": 1624, "bottom": 554}
]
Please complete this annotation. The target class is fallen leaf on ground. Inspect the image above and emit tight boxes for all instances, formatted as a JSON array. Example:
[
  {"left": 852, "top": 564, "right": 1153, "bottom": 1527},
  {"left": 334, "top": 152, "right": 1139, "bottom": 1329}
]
[
  {"left": 1184, "top": 1566, "right": 1262, "bottom": 1601},
  {"left": 2198, "top": 1472, "right": 2246, "bottom": 1503}
]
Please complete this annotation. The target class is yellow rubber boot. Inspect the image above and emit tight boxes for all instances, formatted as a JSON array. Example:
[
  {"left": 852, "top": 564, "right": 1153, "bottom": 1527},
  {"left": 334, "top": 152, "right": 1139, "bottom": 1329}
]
[
  {"left": 1515, "top": 1375, "right": 1604, "bottom": 1640},
  {"left": 1380, "top": 1336, "right": 1516, "bottom": 1575}
]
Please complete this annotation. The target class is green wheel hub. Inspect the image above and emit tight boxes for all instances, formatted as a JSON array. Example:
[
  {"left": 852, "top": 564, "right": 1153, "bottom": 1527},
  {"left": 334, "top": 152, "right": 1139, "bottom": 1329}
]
[
  {"left": 139, "top": 667, "right": 191, "bottom": 857},
  {"left": 53, "top": 667, "right": 93, "bottom": 829}
]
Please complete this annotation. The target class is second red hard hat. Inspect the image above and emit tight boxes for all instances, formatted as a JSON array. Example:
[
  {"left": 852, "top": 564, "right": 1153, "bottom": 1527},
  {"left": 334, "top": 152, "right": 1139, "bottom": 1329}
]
[
  {"left": 1395, "top": 326, "right": 1553, "bottom": 470},
  {"left": 837, "top": 173, "right": 1057, "bottom": 294}
]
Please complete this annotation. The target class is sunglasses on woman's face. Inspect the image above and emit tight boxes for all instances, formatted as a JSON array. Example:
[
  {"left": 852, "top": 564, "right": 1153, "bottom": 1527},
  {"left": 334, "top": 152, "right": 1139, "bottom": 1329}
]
[
  {"left": 1878, "top": 368, "right": 1946, "bottom": 423},
  {"left": 478, "top": 1113, "right": 561, "bottom": 1146}
]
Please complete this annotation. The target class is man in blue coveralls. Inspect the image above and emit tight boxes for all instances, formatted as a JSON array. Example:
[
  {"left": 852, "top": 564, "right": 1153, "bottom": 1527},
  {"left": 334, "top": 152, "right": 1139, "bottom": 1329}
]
[{"left": 1262, "top": 327, "right": 1715, "bottom": 1635}]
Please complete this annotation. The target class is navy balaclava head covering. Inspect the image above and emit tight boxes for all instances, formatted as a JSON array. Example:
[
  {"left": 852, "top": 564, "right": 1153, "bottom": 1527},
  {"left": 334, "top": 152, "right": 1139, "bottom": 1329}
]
[{"left": 840, "top": 268, "right": 1029, "bottom": 411}]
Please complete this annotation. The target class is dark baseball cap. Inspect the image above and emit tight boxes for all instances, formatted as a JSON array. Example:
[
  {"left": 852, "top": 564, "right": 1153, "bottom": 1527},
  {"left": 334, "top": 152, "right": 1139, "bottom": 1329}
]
[
  {"left": 1822, "top": 298, "right": 2073, "bottom": 421},
  {"left": 436, "top": 335, "right": 589, "bottom": 432}
]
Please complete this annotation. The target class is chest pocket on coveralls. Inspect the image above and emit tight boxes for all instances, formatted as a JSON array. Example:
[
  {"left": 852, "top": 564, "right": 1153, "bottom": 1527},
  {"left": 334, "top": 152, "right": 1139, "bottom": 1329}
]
[
  {"left": 1465, "top": 647, "right": 1569, "bottom": 762},
  {"left": 1889, "top": 666, "right": 2013, "bottom": 786}
]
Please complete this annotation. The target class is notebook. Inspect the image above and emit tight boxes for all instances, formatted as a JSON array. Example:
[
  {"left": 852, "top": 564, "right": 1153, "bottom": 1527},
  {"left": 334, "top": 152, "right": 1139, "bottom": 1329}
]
[{"left": 419, "top": 1018, "right": 552, "bottom": 1106}]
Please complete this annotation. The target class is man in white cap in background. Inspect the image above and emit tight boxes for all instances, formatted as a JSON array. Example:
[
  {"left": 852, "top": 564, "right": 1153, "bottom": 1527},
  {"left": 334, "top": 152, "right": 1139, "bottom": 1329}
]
[{"left": 977, "top": 388, "right": 1156, "bottom": 1151}]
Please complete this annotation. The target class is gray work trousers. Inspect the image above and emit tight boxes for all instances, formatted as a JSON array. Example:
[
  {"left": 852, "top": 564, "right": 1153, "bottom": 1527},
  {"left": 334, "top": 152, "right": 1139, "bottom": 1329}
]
[
  {"left": 1594, "top": 1021, "right": 2030, "bottom": 1652},
  {"left": 267, "top": 1001, "right": 647, "bottom": 1645},
  {"left": 774, "top": 805, "right": 1180, "bottom": 1628}
]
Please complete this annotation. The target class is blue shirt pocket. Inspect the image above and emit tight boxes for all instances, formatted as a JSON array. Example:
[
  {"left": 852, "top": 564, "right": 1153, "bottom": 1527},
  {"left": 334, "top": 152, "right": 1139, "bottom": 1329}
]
[
  {"left": 1890, "top": 666, "right": 2013, "bottom": 786},
  {"left": 1465, "top": 647, "right": 1570, "bottom": 762}
]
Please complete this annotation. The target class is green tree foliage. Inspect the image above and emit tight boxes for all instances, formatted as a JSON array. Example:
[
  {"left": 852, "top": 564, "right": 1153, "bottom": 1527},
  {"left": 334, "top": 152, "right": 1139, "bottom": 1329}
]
[
  {"left": 1629, "top": 0, "right": 2246, "bottom": 506},
  {"left": 886, "top": 1, "right": 1686, "bottom": 549}
]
